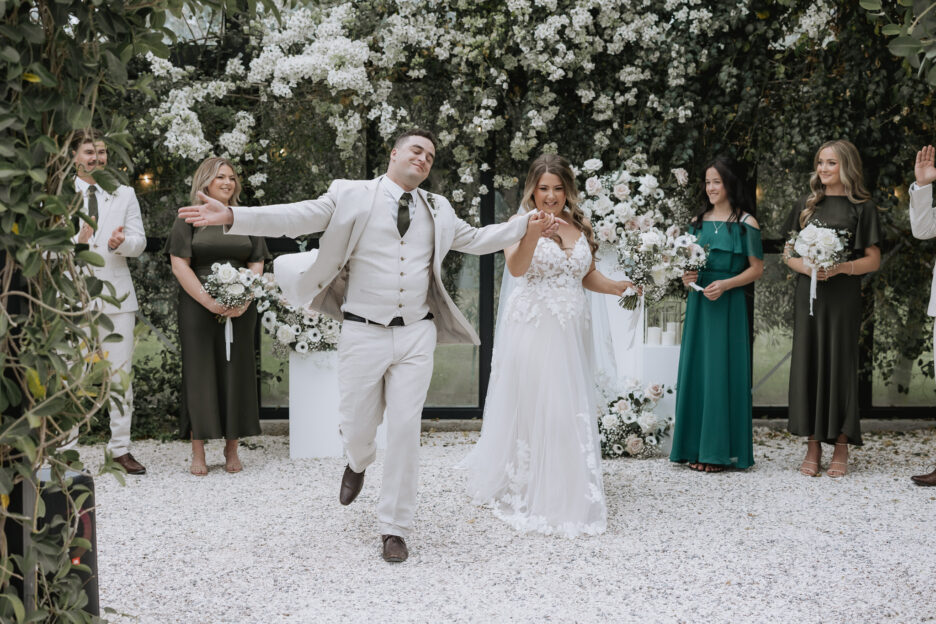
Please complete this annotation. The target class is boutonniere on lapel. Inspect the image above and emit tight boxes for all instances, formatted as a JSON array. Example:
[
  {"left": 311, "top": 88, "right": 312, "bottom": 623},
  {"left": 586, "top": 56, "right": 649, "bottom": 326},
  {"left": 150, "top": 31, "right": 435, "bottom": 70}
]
[{"left": 425, "top": 193, "right": 439, "bottom": 217}]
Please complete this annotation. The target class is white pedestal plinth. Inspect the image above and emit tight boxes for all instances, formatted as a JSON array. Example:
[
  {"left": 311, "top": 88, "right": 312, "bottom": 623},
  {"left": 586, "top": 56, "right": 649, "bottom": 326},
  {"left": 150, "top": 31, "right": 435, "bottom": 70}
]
[
  {"left": 642, "top": 345, "right": 680, "bottom": 453},
  {"left": 288, "top": 351, "right": 387, "bottom": 459}
]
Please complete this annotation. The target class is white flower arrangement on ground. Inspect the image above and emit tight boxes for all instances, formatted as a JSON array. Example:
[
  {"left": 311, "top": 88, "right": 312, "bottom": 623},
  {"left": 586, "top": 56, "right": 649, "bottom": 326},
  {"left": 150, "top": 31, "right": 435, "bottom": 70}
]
[
  {"left": 256, "top": 273, "right": 340, "bottom": 356},
  {"left": 597, "top": 378, "right": 673, "bottom": 459},
  {"left": 787, "top": 221, "right": 850, "bottom": 315},
  {"left": 203, "top": 262, "right": 263, "bottom": 312}
]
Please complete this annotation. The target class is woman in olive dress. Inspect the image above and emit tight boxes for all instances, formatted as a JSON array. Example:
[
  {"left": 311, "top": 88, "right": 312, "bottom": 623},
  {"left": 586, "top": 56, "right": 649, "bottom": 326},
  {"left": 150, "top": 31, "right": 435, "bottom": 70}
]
[
  {"left": 783, "top": 140, "right": 881, "bottom": 478},
  {"left": 168, "top": 157, "right": 269, "bottom": 475},
  {"left": 670, "top": 156, "right": 764, "bottom": 472}
]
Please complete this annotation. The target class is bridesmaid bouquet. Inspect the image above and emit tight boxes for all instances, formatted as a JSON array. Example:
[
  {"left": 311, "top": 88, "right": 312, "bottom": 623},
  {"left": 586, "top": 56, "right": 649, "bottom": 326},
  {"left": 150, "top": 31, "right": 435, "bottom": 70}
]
[
  {"left": 787, "top": 222, "right": 851, "bottom": 316},
  {"left": 203, "top": 262, "right": 263, "bottom": 310},
  {"left": 203, "top": 262, "right": 264, "bottom": 361},
  {"left": 615, "top": 226, "right": 708, "bottom": 309},
  {"left": 256, "top": 274, "right": 340, "bottom": 356},
  {"left": 597, "top": 379, "right": 673, "bottom": 459},
  {"left": 615, "top": 227, "right": 670, "bottom": 310}
]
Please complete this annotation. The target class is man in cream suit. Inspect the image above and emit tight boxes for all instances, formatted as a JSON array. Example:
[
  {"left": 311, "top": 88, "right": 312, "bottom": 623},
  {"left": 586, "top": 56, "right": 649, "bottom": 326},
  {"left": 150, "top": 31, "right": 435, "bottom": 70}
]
[
  {"left": 71, "top": 130, "right": 147, "bottom": 475},
  {"left": 180, "top": 128, "right": 557, "bottom": 562},
  {"left": 909, "top": 145, "right": 936, "bottom": 487}
]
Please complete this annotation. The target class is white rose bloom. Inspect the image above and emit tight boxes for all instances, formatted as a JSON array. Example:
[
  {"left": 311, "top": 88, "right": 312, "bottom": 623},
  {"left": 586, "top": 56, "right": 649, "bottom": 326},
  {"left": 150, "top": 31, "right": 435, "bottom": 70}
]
[
  {"left": 601, "top": 414, "right": 618, "bottom": 430},
  {"left": 798, "top": 224, "right": 820, "bottom": 244},
  {"left": 625, "top": 435, "right": 644, "bottom": 455},
  {"left": 816, "top": 228, "right": 838, "bottom": 250},
  {"left": 276, "top": 324, "right": 295, "bottom": 343},
  {"left": 228, "top": 283, "right": 246, "bottom": 296},
  {"left": 638, "top": 412, "right": 660, "bottom": 433},
  {"left": 582, "top": 158, "right": 603, "bottom": 173},
  {"left": 607, "top": 182, "right": 628, "bottom": 202},
  {"left": 585, "top": 176, "right": 603, "bottom": 196},
  {"left": 650, "top": 265, "right": 668, "bottom": 285},
  {"left": 216, "top": 263, "right": 238, "bottom": 284}
]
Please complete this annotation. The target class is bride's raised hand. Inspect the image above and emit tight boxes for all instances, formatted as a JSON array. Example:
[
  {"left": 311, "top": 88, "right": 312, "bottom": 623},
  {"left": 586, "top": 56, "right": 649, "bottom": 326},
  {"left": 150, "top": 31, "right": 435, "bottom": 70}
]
[
  {"left": 526, "top": 211, "right": 554, "bottom": 238},
  {"left": 178, "top": 191, "right": 234, "bottom": 227}
]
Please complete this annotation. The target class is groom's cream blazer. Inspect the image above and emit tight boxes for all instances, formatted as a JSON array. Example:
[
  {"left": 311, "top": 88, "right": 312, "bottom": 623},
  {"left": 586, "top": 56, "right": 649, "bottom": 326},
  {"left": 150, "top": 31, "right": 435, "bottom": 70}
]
[
  {"left": 909, "top": 182, "right": 936, "bottom": 317},
  {"left": 228, "top": 177, "right": 531, "bottom": 344}
]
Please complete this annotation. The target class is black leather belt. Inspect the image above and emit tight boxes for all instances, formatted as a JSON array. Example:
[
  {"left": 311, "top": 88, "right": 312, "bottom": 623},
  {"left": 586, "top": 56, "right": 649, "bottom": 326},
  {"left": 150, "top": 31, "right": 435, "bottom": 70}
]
[{"left": 343, "top": 312, "right": 433, "bottom": 327}]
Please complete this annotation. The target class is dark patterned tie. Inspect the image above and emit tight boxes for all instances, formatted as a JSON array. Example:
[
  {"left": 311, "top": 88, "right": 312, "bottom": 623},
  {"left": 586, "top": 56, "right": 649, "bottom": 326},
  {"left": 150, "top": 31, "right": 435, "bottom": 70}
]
[
  {"left": 87, "top": 184, "right": 98, "bottom": 224},
  {"left": 398, "top": 192, "right": 412, "bottom": 237}
]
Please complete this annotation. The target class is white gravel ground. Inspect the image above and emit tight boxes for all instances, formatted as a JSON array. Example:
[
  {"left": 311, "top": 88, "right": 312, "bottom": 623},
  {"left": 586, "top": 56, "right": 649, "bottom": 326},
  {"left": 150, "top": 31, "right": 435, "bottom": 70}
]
[{"left": 80, "top": 427, "right": 936, "bottom": 624}]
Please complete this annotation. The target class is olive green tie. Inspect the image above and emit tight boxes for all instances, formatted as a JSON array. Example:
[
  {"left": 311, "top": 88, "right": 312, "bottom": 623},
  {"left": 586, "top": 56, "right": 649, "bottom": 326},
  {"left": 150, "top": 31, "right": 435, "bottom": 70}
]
[
  {"left": 87, "top": 184, "right": 98, "bottom": 224},
  {"left": 398, "top": 192, "right": 412, "bottom": 237}
]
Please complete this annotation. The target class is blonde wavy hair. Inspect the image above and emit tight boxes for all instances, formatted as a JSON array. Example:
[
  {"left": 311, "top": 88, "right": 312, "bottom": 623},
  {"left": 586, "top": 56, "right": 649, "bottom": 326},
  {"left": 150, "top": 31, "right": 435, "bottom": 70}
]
[
  {"left": 189, "top": 157, "right": 242, "bottom": 206},
  {"left": 801, "top": 139, "right": 870, "bottom": 227},
  {"left": 520, "top": 153, "right": 598, "bottom": 256}
]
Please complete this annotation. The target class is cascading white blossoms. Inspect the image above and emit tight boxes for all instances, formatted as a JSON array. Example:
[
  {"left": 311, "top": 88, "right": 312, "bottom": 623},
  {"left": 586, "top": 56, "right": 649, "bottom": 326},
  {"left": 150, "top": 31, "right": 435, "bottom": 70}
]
[{"left": 140, "top": 0, "right": 768, "bottom": 216}]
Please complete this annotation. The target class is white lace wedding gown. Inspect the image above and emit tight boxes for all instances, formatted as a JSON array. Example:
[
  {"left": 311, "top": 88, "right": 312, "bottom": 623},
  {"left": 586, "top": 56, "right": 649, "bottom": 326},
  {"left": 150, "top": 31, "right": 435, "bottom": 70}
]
[{"left": 462, "top": 234, "right": 606, "bottom": 537}]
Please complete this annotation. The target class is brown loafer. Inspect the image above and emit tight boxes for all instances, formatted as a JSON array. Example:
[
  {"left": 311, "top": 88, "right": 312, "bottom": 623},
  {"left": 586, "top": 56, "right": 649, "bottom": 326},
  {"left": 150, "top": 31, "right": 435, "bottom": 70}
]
[
  {"left": 381, "top": 534, "right": 408, "bottom": 563},
  {"left": 911, "top": 467, "right": 936, "bottom": 486},
  {"left": 339, "top": 465, "right": 365, "bottom": 505},
  {"left": 114, "top": 453, "right": 146, "bottom": 475}
]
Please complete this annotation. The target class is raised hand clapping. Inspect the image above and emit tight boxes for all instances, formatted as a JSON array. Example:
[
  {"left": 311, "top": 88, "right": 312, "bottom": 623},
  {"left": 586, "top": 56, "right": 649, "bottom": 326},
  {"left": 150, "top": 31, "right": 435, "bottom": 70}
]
[{"left": 916, "top": 145, "right": 936, "bottom": 187}]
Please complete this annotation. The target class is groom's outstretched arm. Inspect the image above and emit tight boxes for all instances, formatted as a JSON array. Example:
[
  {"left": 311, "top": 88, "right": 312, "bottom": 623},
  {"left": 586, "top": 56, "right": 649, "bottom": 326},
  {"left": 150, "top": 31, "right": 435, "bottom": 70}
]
[{"left": 178, "top": 182, "right": 339, "bottom": 238}]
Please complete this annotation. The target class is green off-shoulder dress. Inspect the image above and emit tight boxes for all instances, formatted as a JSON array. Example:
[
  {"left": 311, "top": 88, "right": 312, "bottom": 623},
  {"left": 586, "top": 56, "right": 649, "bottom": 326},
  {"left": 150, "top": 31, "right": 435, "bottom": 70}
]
[
  {"left": 167, "top": 221, "right": 270, "bottom": 440},
  {"left": 669, "top": 217, "right": 763, "bottom": 469},
  {"left": 784, "top": 196, "right": 881, "bottom": 446}
]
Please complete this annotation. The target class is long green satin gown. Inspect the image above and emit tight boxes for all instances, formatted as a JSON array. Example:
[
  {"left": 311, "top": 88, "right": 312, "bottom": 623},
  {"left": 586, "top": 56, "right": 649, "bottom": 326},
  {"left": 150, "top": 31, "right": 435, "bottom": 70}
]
[
  {"left": 784, "top": 196, "right": 881, "bottom": 446},
  {"left": 669, "top": 217, "right": 762, "bottom": 469}
]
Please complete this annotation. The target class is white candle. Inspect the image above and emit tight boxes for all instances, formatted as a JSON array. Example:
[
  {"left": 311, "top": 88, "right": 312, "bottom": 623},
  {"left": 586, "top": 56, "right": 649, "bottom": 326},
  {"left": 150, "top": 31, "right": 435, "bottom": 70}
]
[
  {"left": 661, "top": 330, "right": 676, "bottom": 346},
  {"left": 667, "top": 321, "right": 680, "bottom": 345},
  {"left": 646, "top": 326, "right": 662, "bottom": 345}
]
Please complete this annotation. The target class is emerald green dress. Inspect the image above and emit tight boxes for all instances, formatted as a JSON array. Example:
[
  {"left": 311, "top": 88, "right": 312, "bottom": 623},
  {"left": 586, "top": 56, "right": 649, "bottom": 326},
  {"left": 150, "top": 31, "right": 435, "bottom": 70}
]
[
  {"left": 167, "top": 221, "right": 270, "bottom": 440},
  {"left": 669, "top": 217, "right": 763, "bottom": 469},
  {"left": 784, "top": 196, "right": 881, "bottom": 446}
]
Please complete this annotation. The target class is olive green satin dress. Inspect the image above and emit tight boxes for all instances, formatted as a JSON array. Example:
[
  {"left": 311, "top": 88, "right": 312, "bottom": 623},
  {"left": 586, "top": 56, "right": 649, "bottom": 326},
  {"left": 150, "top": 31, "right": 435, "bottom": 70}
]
[
  {"left": 167, "top": 221, "right": 269, "bottom": 440},
  {"left": 670, "top": 218, "right": 763, "bottom": 469},
  {"left": 784, "top": 196, "right": 881, "bottom": 445}
]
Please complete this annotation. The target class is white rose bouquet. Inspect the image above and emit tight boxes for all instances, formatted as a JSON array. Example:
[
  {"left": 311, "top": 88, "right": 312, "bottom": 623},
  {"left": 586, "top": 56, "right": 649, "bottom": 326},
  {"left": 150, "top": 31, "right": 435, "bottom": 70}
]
[
  {"left": 203, "top": 262, "right": 263, "bottom": 310},
  {"left": 787, "top": 222, "right": 851, "bottom": 315},
  {"left": 202, "top": 262, "right": 264, "bottom": 361},
  {"left": 665, "top": 226, "right": 708, "bottom": 292},
  {"left": 615, "top": 227, "right": 672, "bottom": 310},
  {"left": 596, "top": 378, "right": 673, "bottom": 459},
  {"left": 256, "top": 273, "right": 340, "bottom": 356}
]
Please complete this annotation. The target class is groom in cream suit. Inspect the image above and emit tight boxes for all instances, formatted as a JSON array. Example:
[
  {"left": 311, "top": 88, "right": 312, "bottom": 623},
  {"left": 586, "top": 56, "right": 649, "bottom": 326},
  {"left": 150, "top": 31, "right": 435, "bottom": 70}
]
[
  {"left": 909, "top": 145, "right": 936, "bottom": 486},
  {"left": 71, "top": 130, "right": 147, "bottom": 474},
  {"left": 180, "top": 129, "right": 557, "bottom": 562}
]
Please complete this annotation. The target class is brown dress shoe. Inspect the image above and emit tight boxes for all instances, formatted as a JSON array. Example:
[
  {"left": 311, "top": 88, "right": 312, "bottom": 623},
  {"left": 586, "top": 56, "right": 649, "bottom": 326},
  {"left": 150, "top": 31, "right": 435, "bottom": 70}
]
[
  {"left": 381, "top": 535, "right": 408, "bottom": 563},
  {"left": 339, "top": 465, "right": 365, "bottom": 505},
  {"left": 911, "top": 467, "right": 936, "bottom": 486},
  {"left": 114, "top": 453, "right": 146, "bottom": 475}
]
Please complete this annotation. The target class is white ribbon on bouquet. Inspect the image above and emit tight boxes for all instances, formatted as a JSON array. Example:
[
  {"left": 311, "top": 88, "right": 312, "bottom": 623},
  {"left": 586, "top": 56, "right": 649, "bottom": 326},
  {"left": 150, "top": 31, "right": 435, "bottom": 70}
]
[
  {"left": 805, "top": 260, "right": 818, "bottom": 317},
  {"left": 225, "top": 317, "right": 233, "bottom": 361}
]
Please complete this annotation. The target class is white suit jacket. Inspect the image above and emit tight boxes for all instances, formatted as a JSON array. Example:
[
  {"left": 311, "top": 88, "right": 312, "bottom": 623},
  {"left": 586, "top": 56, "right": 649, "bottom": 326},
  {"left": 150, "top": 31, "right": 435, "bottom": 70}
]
[
  {"left": 227, "top": 177, "right": 531, "bottom": 344},
  {"left": 909, "top": 182, "right": 936, "bottom": 316},
  {"left": 75, "top": 182, "right": 147, "bottom": 314}
]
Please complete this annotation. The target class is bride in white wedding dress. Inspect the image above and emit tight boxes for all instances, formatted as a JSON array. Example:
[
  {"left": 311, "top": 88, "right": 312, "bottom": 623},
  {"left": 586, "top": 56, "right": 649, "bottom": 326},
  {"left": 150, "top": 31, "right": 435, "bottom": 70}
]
[{"left": 462, "top": 153, "right": 635, "bottom": 537}]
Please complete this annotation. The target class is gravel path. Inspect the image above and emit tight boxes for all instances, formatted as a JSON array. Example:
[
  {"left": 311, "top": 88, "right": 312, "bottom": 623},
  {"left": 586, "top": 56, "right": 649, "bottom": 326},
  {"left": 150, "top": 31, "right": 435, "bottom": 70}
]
[{"left": 81, "top": 427, "right": 936, "bottom": 623}]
